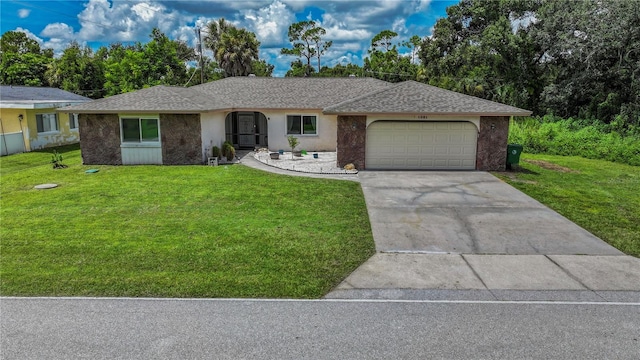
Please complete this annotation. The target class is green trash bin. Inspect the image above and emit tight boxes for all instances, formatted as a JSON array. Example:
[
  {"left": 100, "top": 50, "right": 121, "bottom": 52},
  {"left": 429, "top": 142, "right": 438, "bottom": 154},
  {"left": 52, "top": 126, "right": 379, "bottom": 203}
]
[{"left": 507, "top": 144, "right": 523, "bottom": 166}]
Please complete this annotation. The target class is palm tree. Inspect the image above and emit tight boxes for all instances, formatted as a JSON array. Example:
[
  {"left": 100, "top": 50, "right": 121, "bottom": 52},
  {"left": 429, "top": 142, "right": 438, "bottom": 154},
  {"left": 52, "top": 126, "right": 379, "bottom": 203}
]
[{"left": 204, "top": 19, "right": 260, "bottom": 77}]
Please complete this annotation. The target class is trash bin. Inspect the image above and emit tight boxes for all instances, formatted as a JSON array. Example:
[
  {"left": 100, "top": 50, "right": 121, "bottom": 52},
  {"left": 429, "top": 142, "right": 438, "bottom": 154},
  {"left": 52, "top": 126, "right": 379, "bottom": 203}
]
[{"left": 506, "top": 144, "right": 523, "bottom": 166}]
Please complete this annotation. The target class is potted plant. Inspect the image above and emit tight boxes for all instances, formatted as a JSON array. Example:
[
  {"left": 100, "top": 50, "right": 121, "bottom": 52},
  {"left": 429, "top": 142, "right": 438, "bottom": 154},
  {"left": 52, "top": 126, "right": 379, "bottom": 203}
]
[{"left": 287, "top": 135, "right": 299, "bottom": 159}]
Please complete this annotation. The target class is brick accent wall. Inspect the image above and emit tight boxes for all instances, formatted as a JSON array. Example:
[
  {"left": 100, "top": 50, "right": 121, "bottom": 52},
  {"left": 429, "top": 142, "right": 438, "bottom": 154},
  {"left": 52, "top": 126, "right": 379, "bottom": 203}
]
[
  {"left": 336, "top": 115, "right": 367, "bottom": 170},
  {"left": 79, "top": 114, "right": 122, "bottom": 165},
  {"left": 476, "top": 116, "right": 510, "bottom": 171},
  {"left": 160, "top": 114, "right": 202, "bottom": 165}
]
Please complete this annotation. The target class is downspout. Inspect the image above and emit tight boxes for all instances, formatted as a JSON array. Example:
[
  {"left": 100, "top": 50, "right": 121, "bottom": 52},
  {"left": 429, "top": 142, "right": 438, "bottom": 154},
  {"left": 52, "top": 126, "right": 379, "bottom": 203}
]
[
  {"left": 0, "top": 117, "right": 9, "bottom": 156},
  {"left": 18, "top": 114, "right": 27, "bottom": 152}
]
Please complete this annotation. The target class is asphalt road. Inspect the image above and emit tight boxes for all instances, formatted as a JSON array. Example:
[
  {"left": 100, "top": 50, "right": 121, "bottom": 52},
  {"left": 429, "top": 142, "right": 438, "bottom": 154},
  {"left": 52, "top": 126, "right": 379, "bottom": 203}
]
[{"left": 2, "top": 297, "right": 639, "bottom": 359}]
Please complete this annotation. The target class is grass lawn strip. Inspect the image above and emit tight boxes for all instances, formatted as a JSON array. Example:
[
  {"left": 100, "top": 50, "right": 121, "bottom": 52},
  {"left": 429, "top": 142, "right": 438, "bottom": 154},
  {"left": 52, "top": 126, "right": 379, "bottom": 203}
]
[
  {"left": 494, "top": 154, "right": 639, "bottom": 257},
  {"left": 0, "top": 145, "right": 375, "bottom": 298}
]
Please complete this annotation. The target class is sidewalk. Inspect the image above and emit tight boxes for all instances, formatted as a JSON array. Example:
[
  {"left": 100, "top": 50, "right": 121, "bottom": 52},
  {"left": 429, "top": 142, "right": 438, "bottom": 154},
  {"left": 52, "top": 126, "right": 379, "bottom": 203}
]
[{"left": 325, "top": 253, "right": 640, "bottom": 302}]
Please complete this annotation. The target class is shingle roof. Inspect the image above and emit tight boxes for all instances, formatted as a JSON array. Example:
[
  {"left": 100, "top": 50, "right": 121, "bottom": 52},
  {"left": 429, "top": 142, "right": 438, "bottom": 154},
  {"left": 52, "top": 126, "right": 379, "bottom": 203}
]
[
  {"left": 0, "top": 85, "right": 90, "bottom": 102},
  {"left": 191, "top": 77, "right": 393, "bottom": 109},
  {"left": 60, "top": 77, "right": 531, "bottom": 116},
  {"left": 323, "top": 81, "right": 532, "bottom": 116},
  {"left": 61, "top": 86, "right": 212, "bottom": 113},
  {"left": 61, "top": 77, "right": 392, "bottom": 113}
]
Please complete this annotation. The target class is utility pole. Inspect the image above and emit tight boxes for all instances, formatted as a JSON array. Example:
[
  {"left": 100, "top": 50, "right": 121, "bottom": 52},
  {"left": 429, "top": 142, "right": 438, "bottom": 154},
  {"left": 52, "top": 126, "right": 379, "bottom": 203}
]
[{"left": 195, "top": 27, "right": 204, "bottom": 84}]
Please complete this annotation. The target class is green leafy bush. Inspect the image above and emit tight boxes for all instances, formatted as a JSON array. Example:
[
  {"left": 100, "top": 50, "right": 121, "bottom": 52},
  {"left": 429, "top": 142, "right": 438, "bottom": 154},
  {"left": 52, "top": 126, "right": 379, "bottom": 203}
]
[{"left": 509, "top": 117, "right": 640, "bottom": 166}]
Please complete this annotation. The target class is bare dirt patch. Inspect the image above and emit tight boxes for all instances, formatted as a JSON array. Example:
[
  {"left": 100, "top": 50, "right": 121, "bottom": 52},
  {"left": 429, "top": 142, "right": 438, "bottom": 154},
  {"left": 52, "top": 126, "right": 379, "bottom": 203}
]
[
  {"left": 494, "top": 171, "right": 538, "bottom": 184},
  {"left": 524, "top": 159, "right": 578, "bottom": 173}
]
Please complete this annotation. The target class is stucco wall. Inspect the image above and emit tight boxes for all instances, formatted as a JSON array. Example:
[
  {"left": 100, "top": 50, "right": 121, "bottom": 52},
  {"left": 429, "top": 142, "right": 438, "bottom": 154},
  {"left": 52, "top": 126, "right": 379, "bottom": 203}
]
[
  {"left": 27, "top": 109, "right": 79, "bottom": 150},
  {"left": 0, "top": 108, "right": 29, "bottom": 154},
  {"left": 337, "top": 115, "right": 367, "bottom": 169},
  {"left": 161, "top": 114, "right": 202, "bottom": 165},
  {"left": 200, "top": 112, "right": 226, "bottom": 160},
  {"left": 476, "top": 116, "right": 510, "bottom": 171},
  {"left": 265, "top": 110, "right": 337, "bottom": 152},
  {"left": 79, "top": 114, "right": 122, "bottom": 165}
]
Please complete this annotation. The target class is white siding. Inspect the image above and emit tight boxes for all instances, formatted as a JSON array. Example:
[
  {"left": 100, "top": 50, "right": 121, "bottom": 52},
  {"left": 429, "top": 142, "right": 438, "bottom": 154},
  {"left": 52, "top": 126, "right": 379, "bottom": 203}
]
[
  {"left": 121, "top": 145, "right": 162, "bottom": 165},
  {"left": 0, "top": 132, "right": 26, "bottom": 155}
]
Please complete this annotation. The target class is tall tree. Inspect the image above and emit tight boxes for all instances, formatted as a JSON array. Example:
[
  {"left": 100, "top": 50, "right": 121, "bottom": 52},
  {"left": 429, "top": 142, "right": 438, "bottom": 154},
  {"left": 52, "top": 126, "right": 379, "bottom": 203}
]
[
  {"left": 0, "top": 31, "right": 53, "bottom": 86},
  {"left": 251, "top": 59, "right": 274, "bottom": 77},
  {"left": 419, "top": 0, "right": 545, "bottom": 111},
  {"left": 46, "top": 41, "right": 106, "bottom": 98},
  {"left": 204, "top": 19, "right": 260, "bottom": 77},
  {"left": 532, "top": 0, "right": 640, "bottom": 126},
  {"left": 103, "top": 29, "right": 191, "bottom": 95},
  {"left": 281, "top": 20, "right": 332, "bottom": 76},
  {"left": 364, "top": 30, "right": 416, "bottom": 83}
]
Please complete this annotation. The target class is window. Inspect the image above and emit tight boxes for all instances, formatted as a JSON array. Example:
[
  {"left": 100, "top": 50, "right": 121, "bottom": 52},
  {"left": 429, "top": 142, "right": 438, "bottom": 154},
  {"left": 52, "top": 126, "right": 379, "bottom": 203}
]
[
  {"left": 69, "top": 113, "right": 79, "bottom": 130},
  {"left": 121, "top": 117, "right": 159, "bottom": 143},
  {"left": 287, "top": 115, "right": 317, "bottom": 135},
  {"left": 36, "top": 113, "right": 58, "bottom": 133}
]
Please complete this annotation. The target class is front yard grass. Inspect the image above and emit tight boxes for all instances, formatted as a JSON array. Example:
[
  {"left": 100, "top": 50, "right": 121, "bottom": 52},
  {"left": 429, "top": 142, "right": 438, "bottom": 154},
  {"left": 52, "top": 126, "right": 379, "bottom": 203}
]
[
  {"left": 494, "top": 154, "right": 639, "bottom": 257},
  {"left": 0, "top": 145, "right": 375, "bottom": 298}
]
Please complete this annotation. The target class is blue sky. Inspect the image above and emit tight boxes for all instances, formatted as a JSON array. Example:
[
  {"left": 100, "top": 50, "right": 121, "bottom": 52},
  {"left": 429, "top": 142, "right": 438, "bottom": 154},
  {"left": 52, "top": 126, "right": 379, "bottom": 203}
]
[{"left": 1, "top": 0, "right": 459, "bottom": 77}]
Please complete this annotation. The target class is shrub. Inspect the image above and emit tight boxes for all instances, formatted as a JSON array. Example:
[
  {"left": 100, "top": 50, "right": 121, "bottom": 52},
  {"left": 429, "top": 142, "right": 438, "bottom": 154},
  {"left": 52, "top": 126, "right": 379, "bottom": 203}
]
[
  {"left": 222, "top": 141, "right": 236, "bottom": 161},
  {"left": 509, "top": 117, "right": 640, "bottom": 166},
  {"left": 212, "top": 146, "right": 220, "bottom": 159}
]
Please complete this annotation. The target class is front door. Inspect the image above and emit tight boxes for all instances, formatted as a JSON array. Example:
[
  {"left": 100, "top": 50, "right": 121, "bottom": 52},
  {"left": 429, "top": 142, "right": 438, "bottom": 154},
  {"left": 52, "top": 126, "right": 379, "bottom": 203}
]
[{"left": 238, "top": 113, "right": 255, "bottom": 148}]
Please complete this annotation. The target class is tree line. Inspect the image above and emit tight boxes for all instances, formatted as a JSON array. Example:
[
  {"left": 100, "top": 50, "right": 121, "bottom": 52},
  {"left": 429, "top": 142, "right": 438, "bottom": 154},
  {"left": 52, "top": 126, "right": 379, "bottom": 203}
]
[{"left": 1, "top": 0, "right": 638, "bottom": 131}]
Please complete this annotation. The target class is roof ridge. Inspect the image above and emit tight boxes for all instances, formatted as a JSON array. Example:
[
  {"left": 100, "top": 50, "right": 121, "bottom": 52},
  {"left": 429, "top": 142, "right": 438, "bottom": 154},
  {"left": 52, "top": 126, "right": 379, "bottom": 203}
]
[
  {"left": 402, "top": 80, "right": 526, "bottom": 110},
  {"left": 323, "top": 80, "right": 399, "bottom": 111},
  {"left": 158, "top": 85, "right": 208, "bottom": 110}
]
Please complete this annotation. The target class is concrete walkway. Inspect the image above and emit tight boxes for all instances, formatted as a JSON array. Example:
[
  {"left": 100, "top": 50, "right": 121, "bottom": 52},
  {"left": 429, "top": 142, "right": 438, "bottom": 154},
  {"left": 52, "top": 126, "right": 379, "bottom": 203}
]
[{"left": 238, "top": 151, "right": 360, "bottom": 182}]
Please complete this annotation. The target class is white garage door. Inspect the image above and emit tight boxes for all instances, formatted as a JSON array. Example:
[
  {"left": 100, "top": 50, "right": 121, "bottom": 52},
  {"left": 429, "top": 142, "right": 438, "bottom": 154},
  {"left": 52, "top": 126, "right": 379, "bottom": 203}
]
[{"left": 366, "top": 121, "right": 477, "bottom": 170}]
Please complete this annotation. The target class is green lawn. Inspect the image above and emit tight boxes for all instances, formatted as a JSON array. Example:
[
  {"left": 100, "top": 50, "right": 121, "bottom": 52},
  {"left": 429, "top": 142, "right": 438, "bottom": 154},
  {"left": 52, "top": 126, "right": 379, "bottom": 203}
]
[
  {"left": 494, "top": 154, "right": 640, "bottom": 257},
  {"left": 0, "top": 145, "right": 375, "bottom": 298}
]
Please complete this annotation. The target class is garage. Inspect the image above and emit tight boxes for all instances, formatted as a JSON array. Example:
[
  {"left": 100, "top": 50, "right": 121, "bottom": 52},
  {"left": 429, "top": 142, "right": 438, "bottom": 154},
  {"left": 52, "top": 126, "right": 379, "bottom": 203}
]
[{"left": 365, "top": 121, "right": 478, "bottom": 170}]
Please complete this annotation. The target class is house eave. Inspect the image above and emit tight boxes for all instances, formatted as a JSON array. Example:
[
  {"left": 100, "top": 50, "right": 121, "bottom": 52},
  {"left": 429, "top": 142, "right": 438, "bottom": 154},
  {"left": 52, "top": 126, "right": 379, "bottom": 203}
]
[
  {"left": 1, "top": 101, "right": 90, "bottom": 109},
  {"left": 322, "top": 110, "right": 533, "bottom": 117},
  {"left": 56, "top": 109, "right": 204, "bottom": 114}
]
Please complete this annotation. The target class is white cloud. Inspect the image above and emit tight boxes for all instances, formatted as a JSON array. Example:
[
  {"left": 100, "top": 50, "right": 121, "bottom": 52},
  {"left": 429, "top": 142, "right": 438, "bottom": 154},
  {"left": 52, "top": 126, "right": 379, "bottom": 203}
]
[
  {"left": 391, "top": 18, "right": 407, "bottom": 34},
  {"left": 414, "top": 0, "right": 432, "bottom": 12},
  {"left": 75, "top": 0, "right": 190, "bottom": 42},
  {"left": 18, "top": 9, "right": 31, "bottom": 18},
  {"left": 41, "top": 23, "right": 75, "bottom": 40},
  {"left": 241, "top": 1, "right": 295, "bottom": 47},
  {"left": 14, "top": 27, "right": 44, "bottom": 46}
]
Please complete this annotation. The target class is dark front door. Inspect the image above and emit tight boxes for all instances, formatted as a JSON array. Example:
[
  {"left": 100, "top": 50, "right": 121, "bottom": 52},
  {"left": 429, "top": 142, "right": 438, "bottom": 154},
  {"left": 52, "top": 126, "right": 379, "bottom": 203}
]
[{"left": 238, "top": 112, "right": 255, "bottom": 148}]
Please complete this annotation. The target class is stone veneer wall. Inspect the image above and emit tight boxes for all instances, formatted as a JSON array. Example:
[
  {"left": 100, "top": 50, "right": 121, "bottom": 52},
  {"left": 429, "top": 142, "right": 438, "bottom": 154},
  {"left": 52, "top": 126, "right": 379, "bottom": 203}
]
[
  {"left": 79, "top": 114, "right": 122, "bottom": 165},
  {"left": 160, "top": 114, "right": 202, "bottom": 165},
  {"left": 336, "top": 115, "right": 367, "bottom": 170},
  {"left": 476, "top": 116, "right": 510, "bottom": 171}
]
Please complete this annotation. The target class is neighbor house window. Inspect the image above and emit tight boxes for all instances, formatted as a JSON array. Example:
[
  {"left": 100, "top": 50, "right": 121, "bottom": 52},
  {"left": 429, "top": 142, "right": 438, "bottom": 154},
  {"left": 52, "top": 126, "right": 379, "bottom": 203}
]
[
  {"left": 121, "top": 117, "right": 159, "bottom": 143},
  {"left": 36, "top": 113, "right": 58, "bottom": 133},
  {"left": 287, "top": 115, "right": 317, "bottom": 135},
  {"left": 69, "top": 113, "right": 79, "bottom": 130}
]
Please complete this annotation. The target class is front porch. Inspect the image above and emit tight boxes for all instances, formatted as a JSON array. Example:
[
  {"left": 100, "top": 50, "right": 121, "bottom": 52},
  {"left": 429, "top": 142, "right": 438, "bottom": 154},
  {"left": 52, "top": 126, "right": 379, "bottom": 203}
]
[{"left": 225, "top": 111, "right": 268, "bottom": 149}]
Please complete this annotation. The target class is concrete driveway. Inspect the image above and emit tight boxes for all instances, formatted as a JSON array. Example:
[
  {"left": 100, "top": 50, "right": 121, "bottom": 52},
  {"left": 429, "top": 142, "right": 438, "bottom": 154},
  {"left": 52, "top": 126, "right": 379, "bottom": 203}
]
[
  {"left": 327, "top": 171, "right": 640, "bottom": 301},
  {"left": 359, "top": 171, "right": 621, "bottom": 255}
]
